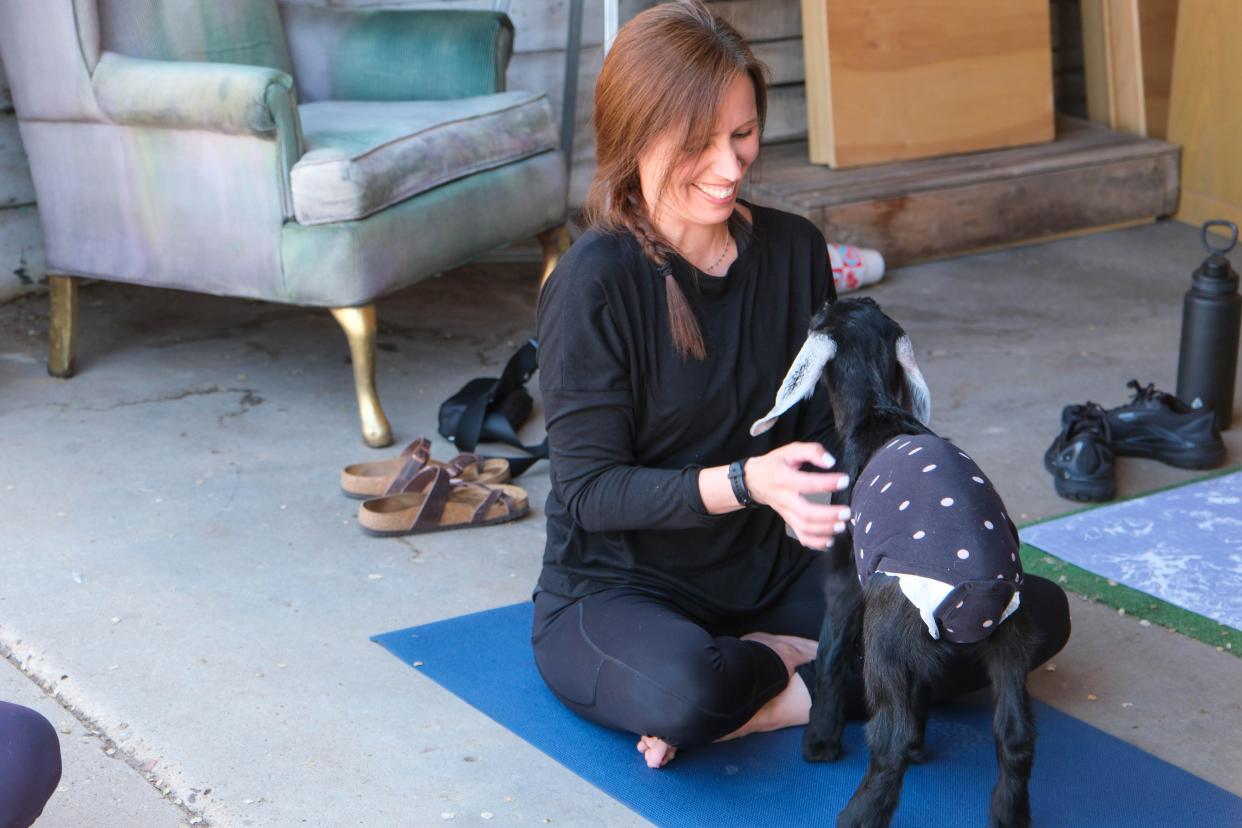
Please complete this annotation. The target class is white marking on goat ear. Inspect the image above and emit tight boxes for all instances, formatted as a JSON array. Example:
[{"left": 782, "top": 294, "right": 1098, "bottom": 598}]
[
  {"left": 895, "top": 335, "right": 932, "bottom": 426},
  {"left": 749, "top": 332, "right": 836, "bottom": 436}
]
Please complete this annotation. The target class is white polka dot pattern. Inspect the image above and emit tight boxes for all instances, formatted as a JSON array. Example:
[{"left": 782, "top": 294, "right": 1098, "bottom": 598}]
[{"left": 850, "top": 433, "right": 1022, "bottom": 645}]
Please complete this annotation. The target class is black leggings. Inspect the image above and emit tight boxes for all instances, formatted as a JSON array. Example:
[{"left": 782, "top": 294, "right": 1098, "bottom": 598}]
[
  {"left": 531, "top": 552, "right": 1070, "bottom": 747},
  {"left": 0, "top": 701, "right": 61, "bottom": 828}
]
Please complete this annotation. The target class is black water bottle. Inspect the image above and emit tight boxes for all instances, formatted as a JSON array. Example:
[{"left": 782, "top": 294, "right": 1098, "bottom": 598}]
[{"left": 1176, "top": 220, "right": 1241, "bottom": 430}]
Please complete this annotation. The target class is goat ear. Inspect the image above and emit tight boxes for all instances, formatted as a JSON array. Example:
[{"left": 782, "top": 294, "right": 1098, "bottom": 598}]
[
  {"left": 750, "top": 332, "right": 836, "bottom": 436},
  {"left": 895, "top": 335, "right": 932, "bottom": 426}
]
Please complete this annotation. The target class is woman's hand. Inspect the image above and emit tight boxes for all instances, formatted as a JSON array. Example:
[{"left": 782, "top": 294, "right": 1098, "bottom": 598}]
[{"left": 745, "top": 442, "right": 851, "bottom": 549}]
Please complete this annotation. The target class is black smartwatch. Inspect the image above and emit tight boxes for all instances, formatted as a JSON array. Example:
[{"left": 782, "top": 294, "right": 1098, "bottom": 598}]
[{"left": 728, "top": 459, "right": 755, "bottom": 508}]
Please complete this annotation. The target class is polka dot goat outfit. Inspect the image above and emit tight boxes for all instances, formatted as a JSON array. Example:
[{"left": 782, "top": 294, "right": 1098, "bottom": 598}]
[{"left": 849, "top": 433, "right": 1023, "bottom": 644}]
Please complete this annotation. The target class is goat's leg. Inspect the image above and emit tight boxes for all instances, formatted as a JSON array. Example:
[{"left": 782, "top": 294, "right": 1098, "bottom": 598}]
[
  {"left": 837, "top": 583, "right": 927, "bottom": 828},
  {"left": 907, "top": 681, "right": 931, "bottom": 765},
  {"left": 985, "top": 615, "right": 1039, "bottom": 828},
  {"left": 803, "top": 568, "right": 863, "bottom": 762}
]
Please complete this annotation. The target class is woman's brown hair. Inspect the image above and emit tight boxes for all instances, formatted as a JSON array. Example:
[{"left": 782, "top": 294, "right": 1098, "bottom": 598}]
[{"left": 584, "top": 0, "right": 768, "bottom": 361}]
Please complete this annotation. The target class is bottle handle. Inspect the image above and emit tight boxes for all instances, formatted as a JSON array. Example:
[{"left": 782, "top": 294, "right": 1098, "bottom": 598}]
[{"left": 1201, "top": 220, "right": 1238, "bottom": 255}]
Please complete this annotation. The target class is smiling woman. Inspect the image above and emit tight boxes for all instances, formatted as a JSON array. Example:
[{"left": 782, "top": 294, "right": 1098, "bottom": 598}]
[{"left": 532, "top": 0, "right": 854, "bottom": 771}]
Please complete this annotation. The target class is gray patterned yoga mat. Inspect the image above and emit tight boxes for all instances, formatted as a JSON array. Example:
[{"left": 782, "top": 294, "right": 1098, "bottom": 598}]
[{"left": 1021, "top": 470, "right": 1242, "bottom": 630}]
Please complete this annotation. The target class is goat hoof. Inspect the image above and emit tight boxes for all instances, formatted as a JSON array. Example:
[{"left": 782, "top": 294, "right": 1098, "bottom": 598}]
[
  {"left": 834, "top": 806, "right": 873, "bottom": 828},
  {"left": 988, "top": 808, "right": 1031, "bottom": 828},
  {"left": 802, "top": 732, "right": 844, "bottom": 763}
]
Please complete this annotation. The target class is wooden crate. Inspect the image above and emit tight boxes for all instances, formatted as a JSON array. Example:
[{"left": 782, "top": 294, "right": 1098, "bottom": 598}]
[
  {"left": 800, "top": 0, "right": 1056, "bottom": 168},
  {"left": 744, "top": 117, "right": 1179, "bottom": 266}
]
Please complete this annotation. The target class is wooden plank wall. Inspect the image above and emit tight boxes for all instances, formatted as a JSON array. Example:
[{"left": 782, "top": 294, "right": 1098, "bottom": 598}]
[
  {"left": 1051, "top": 0, "right": 1088, "bottom": 118},
  {"left": 0, "top": 60, "right": 45, "bottom": 303}
]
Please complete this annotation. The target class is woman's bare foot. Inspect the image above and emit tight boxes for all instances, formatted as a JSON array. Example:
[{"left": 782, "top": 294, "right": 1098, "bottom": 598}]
[
  {"left": 740, "top": 632, "right": 818, "bottom": 675},
  {"left": 636, "top": 734, "right": 678, "bottom": 768},
  {"left": 633, "top": 633, "right": 818, "bottom": 769},
  {"left": 717, "top": 669, "right": 813, "bottom": 742}
]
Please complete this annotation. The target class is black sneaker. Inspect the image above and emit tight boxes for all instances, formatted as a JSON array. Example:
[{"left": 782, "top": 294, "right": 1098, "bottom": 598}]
[
  {"left": 1104, "top": 380, "right": 1226, "bottom": 469},
  {"left": 1045, "top": 402, "right": 1116, "bottom": 502}
]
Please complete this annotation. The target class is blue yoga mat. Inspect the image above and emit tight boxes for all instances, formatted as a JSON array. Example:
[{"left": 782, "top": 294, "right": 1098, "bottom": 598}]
[
  {"left": 1022, "top": 470, "right": 1242, "bottom": 630},
  {"left": 373, "top": 602, "right": 1242, "bottom": 828}
]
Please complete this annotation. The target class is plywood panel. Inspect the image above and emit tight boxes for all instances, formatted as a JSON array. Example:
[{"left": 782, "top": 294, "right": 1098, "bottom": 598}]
[
  {"left": 801, "top": 0, "right": 1055, "bottom": 168},
  {"left": 1167, "top": 0, "right": 1242, "bottom": 228},
  {"left": 1080, "top": 0, "right": 1178, "bottom": 139},
  {"left": 1136, "top": 0, "right": 1178, "bottom": 140}
]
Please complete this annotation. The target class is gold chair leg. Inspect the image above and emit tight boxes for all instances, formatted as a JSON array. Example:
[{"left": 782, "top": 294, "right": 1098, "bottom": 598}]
[
  {"left": 330, "top": 305, "right": 393, "bottom": 449},
  {"left": 48, "top": 274, "right": 79, "bottom": 378},
  {"left": 537, "top": 223, "right": 572, "bottom": 288}
]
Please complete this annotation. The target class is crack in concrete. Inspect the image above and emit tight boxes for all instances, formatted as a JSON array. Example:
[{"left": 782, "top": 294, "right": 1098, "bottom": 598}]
[
  {"left": 0, "top": 387, "right": 260, "bottom": 419},
  {"left": 0, "top": 635, "right": 213, "bottom": 826},
  {"left": 394, "top": 537, "right": 422, "bottom": 560},
  {"left": 217, "top": 390, "right": 265, "bottom": 425}
]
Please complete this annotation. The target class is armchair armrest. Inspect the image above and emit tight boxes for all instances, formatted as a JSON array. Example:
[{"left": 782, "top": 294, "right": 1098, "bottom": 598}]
[
  {"left": 93, "top": 51, "right": 303, "bottom": 219},
  {"left": 280, "top": 5, "right": 514, "bottom": 103},
  {"left": 93, "top": 52, "right": 296, "bottom": 135}
]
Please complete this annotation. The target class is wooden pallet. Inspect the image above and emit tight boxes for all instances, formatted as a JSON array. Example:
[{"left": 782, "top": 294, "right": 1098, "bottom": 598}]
[{"left": 744, "top": 116, "right": 1179, "bottom": 267}]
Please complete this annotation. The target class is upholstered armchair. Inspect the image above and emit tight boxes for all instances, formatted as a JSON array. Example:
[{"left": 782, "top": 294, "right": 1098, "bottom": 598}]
[{"left": 0, "top": 0, "right": 570, "bottom": 447}]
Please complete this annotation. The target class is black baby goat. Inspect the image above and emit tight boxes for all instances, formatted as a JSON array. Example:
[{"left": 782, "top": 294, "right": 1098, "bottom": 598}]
[{"left": 751, "top": 298, "right": 1042, "bottom": 828}]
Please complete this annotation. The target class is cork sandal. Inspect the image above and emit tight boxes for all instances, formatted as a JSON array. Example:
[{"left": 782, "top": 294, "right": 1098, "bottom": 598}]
[
  {"left": 357, "top": 466, "right": 529, "bottom": 536},
  {"left": 340, "top": 437, "right": 510, "bottom": 499}
]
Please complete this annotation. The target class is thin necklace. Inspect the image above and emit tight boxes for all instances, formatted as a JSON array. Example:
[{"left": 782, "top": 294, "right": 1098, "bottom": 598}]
[{"left": 703, "top": 229, "right": 731, "bottom": 274}]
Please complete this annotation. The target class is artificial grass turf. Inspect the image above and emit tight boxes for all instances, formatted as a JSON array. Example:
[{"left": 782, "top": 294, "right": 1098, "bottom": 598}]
[{"left": 1019, "top": 463, "right": 1242, "bottom": 659}]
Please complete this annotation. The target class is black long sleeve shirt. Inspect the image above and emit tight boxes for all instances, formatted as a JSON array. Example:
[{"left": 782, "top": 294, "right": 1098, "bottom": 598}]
[{"left": 535, "top": 201, "right": 838, "bottom": 622}]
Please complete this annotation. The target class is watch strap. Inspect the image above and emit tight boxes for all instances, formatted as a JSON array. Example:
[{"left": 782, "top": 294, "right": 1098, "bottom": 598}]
[{"left": 728, "top": 459, "right": 754, "bottom": 508}]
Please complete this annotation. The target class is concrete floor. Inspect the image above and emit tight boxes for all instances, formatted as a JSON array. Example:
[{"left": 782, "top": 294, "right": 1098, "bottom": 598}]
[{"left": 1, "top": 218, "right": 1240, "bottom": 827}]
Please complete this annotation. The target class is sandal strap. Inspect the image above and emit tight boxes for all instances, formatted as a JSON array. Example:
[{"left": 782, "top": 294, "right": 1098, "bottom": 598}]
[
  {"left": 401, "top": 437, "right": 432, "bottom": 460},
  {"left": 384, "top": 439, "right": 434, "bottom": 496},
  {"left": 445, "top": 452, "right": 483, "bottom": 478},
  {"left": 468, "top": 486, "right": 506, "bottom": 524},
  {"left": 403, "top": 467, "right": 452, "bottom": 532}
]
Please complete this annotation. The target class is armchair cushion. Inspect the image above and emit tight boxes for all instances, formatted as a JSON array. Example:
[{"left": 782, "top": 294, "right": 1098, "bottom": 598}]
[
  {"left": 280, "top": 5, "right": 514, "bottom": 104},
  {"left": 290, "top": 91, "right": 558, "bottom": 226}
]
